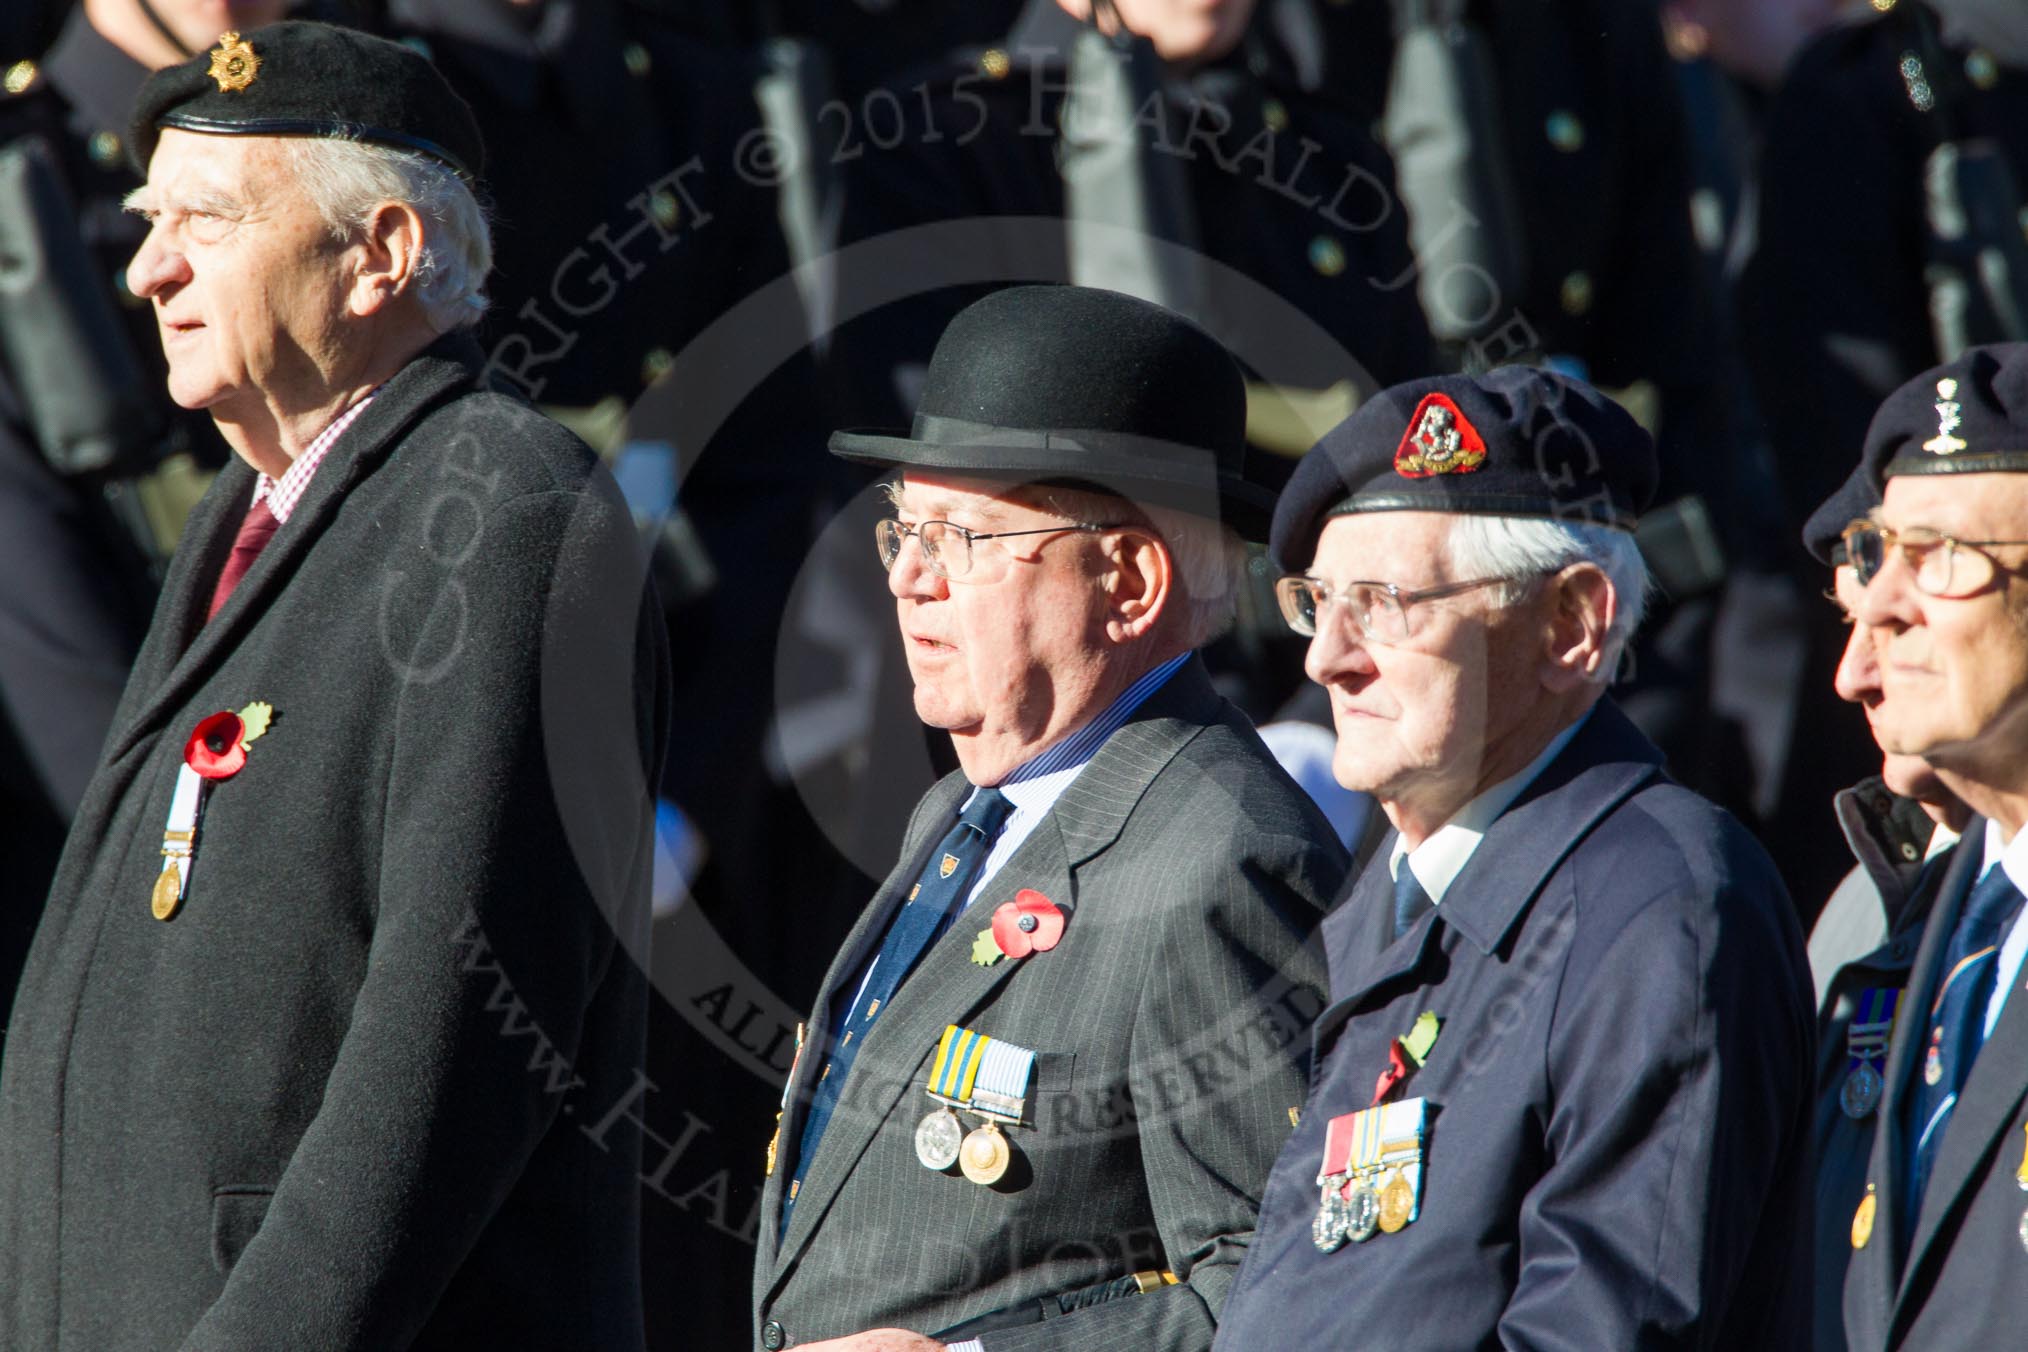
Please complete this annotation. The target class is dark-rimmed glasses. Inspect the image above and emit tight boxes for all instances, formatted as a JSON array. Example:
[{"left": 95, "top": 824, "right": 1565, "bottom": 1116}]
[
  {"left": 1842, "top": 520, "right": 2028, "bottom": 598},
  {"left": 876, "top": 517, "right": 1122, "bottom": 580},
  {"left": 1274, "top": 574, "right": 1517, "bottom": 643}
]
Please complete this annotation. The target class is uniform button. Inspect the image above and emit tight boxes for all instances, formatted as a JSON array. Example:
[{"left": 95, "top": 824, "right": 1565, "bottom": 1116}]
[
  {"left": 762, "top": 1319, "right": 788, "bottom": 1350},
  {"left": 89, "top": 131, "right": 123, "bottom": 168},
  {"left": 3, "top": 60, "right": 36, "bottom": 96},
  {"left": 1263, "top": 98, "right": 1289, "bottom": 132},
  {"left": 1545, "top": 110, "right": 1584, "bottom": 153},
  {"left": 1559, "top": 270, "right": 1594, "bottom": 316},
  {"left": 650, "top": 188, "right": 682, "bottom": 232},
  {"left": 624, "top": 42, "right": 651, "bottom": 78},
  {"left": 980, "top": 48, "right": 1011, "bottom": 80},
  {"left": 1308, "top": 236, "right": 1346, "bottom": 277},
  {"left": 1967, "top": 48, "right": 1999, "bottom": 90}
]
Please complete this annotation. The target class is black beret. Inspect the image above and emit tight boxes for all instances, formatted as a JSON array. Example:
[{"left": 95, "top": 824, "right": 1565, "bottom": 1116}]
[
  {"left": 129, "top": 22, "right": 483, "bottom": 177},
  {"left": 830, "top": 285, "right": 1276, "bottom": 540},
  {"left": 1269, "top": 367, "right": 1658, "bottom": 571},
  {"left": 1873, "top": 342, "right": 2028, "bottom": 481}
]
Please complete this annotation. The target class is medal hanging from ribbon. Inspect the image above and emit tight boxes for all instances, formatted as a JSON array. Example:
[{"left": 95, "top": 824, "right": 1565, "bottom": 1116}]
[
  {"left": 1840, "top": 988, "right": 1899, "bottom": 1119},
  {"left": 153, "top": 702, "right": 275, "bottom": 921},
  {"left": 1313, "top": 1012, "right": 1440, "bottom": 1252},
  {"left": 916, "top": 1025, "right": 1036, "bottom": 1184}
]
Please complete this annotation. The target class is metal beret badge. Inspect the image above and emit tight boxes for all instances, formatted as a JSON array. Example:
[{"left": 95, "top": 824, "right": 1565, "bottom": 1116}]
[{"left": 206, "top": 31, "right": 260, "bottom": 93}]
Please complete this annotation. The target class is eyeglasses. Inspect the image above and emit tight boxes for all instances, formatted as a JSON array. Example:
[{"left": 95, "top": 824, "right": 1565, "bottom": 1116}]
[
  {"left": 875, "top": 517, "right": 1121, "bottom": 580},
  {"left": 1841, "top": 520, "right": 2028, "bottom": 598},
  {"left": 1274, "top": 573, "right": 1516, "bottom": 644}
]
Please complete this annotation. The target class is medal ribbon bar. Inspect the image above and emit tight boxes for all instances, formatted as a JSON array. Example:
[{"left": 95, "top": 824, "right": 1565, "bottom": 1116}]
[
  {"left": 970, "top": 1037, "right": 1035, "bottom": 1124},
  {"left": 929, "top": 1025, "right": 991, "bottom": 1105}
]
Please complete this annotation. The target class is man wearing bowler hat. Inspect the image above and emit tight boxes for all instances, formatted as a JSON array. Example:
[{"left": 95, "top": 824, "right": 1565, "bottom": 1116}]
[
  {"left": 751, "top": 284, "right": 1347, "bottom": 1352},
  {"left": 0, "top": 23, "right": 663, "bottom": 1350},
  {"left": 1841, "top": 343, "right": 2028, "bottom": 1349},
  {"left": 1212, "top": 368, "right": 1815, "bottom": 1348}
]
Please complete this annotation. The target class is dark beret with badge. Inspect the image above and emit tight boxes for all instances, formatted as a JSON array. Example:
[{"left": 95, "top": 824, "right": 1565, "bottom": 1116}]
[
  {"left": 829, "top": 284, "right": 1278, "bottom": 541},
  {"left": 1269, "top": 367, "right": 1659, "bottom": 571},
  {"left": 128, "top": 21, "right": 484, "bottom": 177},
  {"left": 1873, "top": 342, "right": 2028, "bottom": 481}
]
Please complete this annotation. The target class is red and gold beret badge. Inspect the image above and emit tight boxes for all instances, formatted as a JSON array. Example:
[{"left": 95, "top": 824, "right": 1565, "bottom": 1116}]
[{"left": 1393, "top": 393, "right": 1487, "bottom": 478}]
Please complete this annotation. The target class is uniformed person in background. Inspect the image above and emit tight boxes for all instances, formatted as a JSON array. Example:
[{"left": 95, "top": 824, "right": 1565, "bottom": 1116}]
[
  {"left": 1840, "top": 343, "right": 2028, "bottom": 1350},
  {"left": 1216, "top": 367, "right": 1814, "bottom": 1349},
  {"left": 0, "top": 0, "right": 295, "bottom": 1054},
  {"left": 1748, "top": 0, "right": 2028, "bottom": 911},
  {"left": 1798, "top": 425, "right": 1967, "bottom": 1352}
]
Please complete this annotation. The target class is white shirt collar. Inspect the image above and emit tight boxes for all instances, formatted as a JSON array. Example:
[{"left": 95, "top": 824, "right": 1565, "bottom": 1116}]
[{"left": 1389, "top": 710, "right": 1591, "bottom": 905}]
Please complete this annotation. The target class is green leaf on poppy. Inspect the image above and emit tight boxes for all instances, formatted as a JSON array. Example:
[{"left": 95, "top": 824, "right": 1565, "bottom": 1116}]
[
  {"left": 238, "top": 700, "right": 274, "bottom": 748},
  {"left": 969, "top": 928, "right": 1003, "bottom": 967}
]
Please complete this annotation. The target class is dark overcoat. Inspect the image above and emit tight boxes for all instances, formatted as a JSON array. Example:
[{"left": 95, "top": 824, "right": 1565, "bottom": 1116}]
[
  {"left": 1214, "top": 699, "right": 1816, "bottom": 1349},
  {"left": 0, "top": 334, "right": 665, "bottom": 1350},
  {"left": 751, "top": 660, "right": 1347, "bottom": 1351},
  {"left": 1842, "top": 822, "right": 2028, "bottom": 1349}
]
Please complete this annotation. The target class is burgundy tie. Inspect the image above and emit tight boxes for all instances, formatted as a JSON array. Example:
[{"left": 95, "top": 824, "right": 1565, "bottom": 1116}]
[{"left": 207, "top": 499, "right": 281, "bottom": 621}]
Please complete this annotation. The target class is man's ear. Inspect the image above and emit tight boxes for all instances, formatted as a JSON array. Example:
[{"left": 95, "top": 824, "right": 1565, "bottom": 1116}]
[
  {"left": 1540, "top": 562, "right": 1614, "bottom": 692},
  {"left": 347, "top": 201, "right": 426, "bottom": 317},
  {"left": 1101, "top": 527, "right": 1174, "bottom": 643}
]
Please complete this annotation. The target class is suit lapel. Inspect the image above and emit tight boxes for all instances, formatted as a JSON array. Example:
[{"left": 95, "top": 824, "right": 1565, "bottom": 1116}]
[
  {"left": 764, "top": 658, "right": 1217, "bottom": 1290},
  {"left": 102, "top": 336, "right": 484, "bottom": 767}
]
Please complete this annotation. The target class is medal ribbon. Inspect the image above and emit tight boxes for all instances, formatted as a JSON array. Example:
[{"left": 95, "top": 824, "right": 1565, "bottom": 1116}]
[
  {"left": 1846, "top": 988, "right": 1899, "bottom": 1072},
  {"left": 971, "top": 1037, "right": 1037, "bottom": 1123},
  {"left": 157, "top": 763, "right": 208, "bottom": 902},
  {"left": 928, "top": 1025, "right": 991, "bottom": 1103}
]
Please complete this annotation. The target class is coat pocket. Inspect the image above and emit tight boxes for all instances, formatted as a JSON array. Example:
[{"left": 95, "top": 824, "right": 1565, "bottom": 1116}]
[{"left": 211, "top": 1185, "right": 275, "bottom": 1274}]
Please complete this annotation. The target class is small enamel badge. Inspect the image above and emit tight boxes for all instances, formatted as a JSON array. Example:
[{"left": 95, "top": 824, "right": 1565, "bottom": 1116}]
[
  {"left": 1924, "top": 377, "right": 1968, "bottom": 455},
  {"left": 1394, "top": 393, "right": 1487, "bottom": 477},
  {"left": 152, "top": 702, "right": 275, "bottom": 921},
  {"left": 970, "top": 889, "right": 1066, "bottom": 965},
  {"left": 206, "top": 31, "right": 260, "bottom": 93}
]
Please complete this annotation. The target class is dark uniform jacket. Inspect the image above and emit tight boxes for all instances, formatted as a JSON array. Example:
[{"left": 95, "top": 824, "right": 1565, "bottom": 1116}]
[
  {"left": 1842, "top": 820, "right": 2028, "bottom": 1350},
  {"left": 752, "top": 660, "right": 1346, "bottom": 1351},
  {"left": 1214, "top": 700, "right": 1816, "bottom": 1350},
  {"left": 1810, "top": 780, "right": 1953, "bottom": 1352},
  {"left": 0, "top": 335, "right": 665, "bottom": 1351}
]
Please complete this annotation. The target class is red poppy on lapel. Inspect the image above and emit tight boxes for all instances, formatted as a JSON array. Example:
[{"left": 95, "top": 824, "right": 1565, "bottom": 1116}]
[{"left": 991, "top": 889, "right": 1066, "bottom": 960}]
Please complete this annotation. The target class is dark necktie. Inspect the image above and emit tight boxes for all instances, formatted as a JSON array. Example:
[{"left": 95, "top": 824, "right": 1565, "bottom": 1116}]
[
  {"left": 1393, "top": 862, "right": 1434, "bottom": 940},
  {"left": 1905, "top": 863, "right": 2025, "bottom": 1227},
  {"left": 207, "top": 499, "right": 281, "bottom": 621},
  {"left": 783, "top": 787, "right": 1015, "bottom": 1230}
]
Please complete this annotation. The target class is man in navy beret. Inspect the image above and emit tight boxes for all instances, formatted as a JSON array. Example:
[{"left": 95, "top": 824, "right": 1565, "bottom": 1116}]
[
  {"left": 0, "top": 22, "right": 664, "bottom": 1349},
  {"left": 1212, "top": 367, "right": 1815, "bottom": 1349},
  {"left": 1841, "top": 342, "right": 2028, "bottom": 1350}
]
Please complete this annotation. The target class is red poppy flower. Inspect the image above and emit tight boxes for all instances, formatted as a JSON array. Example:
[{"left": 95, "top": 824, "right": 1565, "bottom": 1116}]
[
  {"left": 185, "top": 710, "right": 248, "bottom": 780},
  {"left": 991, "top": 889, "right": 1066, "bottom": 960}
]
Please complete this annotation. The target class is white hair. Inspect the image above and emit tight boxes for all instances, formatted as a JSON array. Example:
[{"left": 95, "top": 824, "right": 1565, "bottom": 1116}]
[
  {"left": 1445, "top": 514, "right": 1651, "bottom": 681},
  {"left": 279, "top": 137, "right": 491, "bottom": 333},
  {"left": 1028, "top": 486, "right": 1248, "bottom": 648}
]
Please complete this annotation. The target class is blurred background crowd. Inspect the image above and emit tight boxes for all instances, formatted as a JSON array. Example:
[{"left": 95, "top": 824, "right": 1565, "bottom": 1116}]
[{"left": 2, "top": 0, "right": 2024, "bottom": 1344}]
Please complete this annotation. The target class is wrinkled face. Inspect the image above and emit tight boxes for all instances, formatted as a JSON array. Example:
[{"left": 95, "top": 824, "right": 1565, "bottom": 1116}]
[
  {"left": 126, "top": 130, "right": 351, "bottom": 419},
  {"left": 1301, "top": 512, "right": 1543, "bottom": 817},
  {"left": 156, "top": 0, "right": 290, "bottom": 57},
  {"left": 887, "top": 472, "right": 1114, "bottom": 758},
  {"left": 1857, "top": 474, "right": 2028, "bottom": 780},
  {"left": 1832, "top": 563, "right": 1947, "bottom": 803},
  {"left": 1085, "top": 0, "right": 1258, "bottom": 63}
]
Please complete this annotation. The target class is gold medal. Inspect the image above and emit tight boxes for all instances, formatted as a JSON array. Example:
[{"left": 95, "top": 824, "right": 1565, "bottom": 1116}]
[
  {"left": 1852, "top": 1186, "right": 1876, "bottom": 1250},
  {"left": 1377, "top": 1168, "right": 1415, "bottom": 1234},
  {"left": 150, "top": 868, "right": 183, "bottom": 922},
  {"left": 959, "top": 1119, "right": 1011, "bottom": 1185}
]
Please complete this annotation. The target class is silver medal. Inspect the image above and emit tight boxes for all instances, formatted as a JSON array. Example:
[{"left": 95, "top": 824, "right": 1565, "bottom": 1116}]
[
  {"left": 1313, "top": 1179, "right": 1349, "bottom": 1253},
  {"left": 1840, "top": 1062, "right": 1884, "bottom": 1119},
  {"left": 915, "top": 1105, "right": 963, "bottom": 1171},
  {"left": 1346, "top": 1180, "right": 1381, "bottom": 1243}
]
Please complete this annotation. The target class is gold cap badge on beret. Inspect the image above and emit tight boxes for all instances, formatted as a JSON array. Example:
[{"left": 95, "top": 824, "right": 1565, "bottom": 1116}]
[
  {"left": 206, "top": 31, "right": 260, "bottom": 93},
  {"left": 1924, "top": 377, "right": 1968, "bottom": 456},
  {"left": 1393, "top": 393, "right": 1488, "bottom": 478}
]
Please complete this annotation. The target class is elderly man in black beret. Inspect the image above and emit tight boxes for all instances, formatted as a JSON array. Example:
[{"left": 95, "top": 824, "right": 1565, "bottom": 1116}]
[
  {"left": 0, "top": 22, "right": 664, "bottom": 1350},
  {"left": 751, "top": 284, "right": 1346, "bottom": 1352},
  {"left": 1212, "top": 368, "right": 1816, "bottom": 1348},
  {"left": 1841, "top": 343, "right": 2028, "bottom": 1350}
]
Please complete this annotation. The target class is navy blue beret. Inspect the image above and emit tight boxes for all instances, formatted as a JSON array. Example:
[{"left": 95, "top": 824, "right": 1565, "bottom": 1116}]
[
  {"left": 130, "top": 22, "right": 484, "bottom": 177},
  {"left": 1872, "top": 342, "right": 2028, "bottom": 481},
  {"left": 1268, "top": 367, "right": 1658, "bottom": 572}
]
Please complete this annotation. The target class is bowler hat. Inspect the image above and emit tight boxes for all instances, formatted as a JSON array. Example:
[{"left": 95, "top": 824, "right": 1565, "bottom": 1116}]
[{"left": 829, "top": 286, "right": 1276, "bottom": 540}]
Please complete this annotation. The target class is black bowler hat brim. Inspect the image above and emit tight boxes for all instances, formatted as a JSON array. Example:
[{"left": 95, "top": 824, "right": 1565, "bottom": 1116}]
[{"left": 830, "top": 420, "right": 1279, "bottom": 541}]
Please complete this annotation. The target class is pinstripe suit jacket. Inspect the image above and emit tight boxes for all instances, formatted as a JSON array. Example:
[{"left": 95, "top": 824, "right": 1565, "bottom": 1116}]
[{"left": 750, "top": 659, "right": 1346, "bottom": 1350}]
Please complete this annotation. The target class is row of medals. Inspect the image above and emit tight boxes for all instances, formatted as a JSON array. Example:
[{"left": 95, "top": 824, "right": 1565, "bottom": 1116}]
[
  {"left": 1314, "top": 1154, "right": 1416, "bottom": 1252},
  {"left": 916, "top": 1100, "right": 1016, "bottom": 1186}
]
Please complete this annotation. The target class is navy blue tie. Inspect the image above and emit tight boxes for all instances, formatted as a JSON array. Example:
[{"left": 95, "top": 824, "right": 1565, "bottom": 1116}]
[
  {"left": 783, "top": 787, "right": 1015, "bottom": 1231},
  {"left": 1906, "top": 863, "right": 2025, "bottom": 1227},
  {"left": 1393, "top": 862, "right": 1433, "bottom": 940}
]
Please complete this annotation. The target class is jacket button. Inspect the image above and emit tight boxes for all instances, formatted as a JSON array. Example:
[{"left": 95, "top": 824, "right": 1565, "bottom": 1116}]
[{"left": 762, "top": 1320, "right": 788, "bottom": 1350}]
